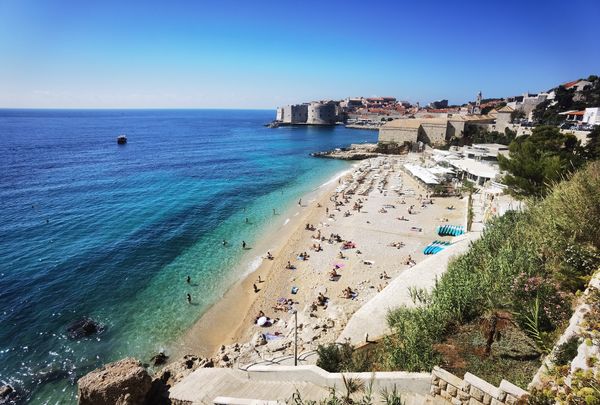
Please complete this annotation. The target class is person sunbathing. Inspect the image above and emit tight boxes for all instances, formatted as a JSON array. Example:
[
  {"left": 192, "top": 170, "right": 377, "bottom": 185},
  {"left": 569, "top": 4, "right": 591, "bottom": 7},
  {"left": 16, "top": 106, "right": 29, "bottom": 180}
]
[
  {"left": 380, "top": 271, "right": 390, "bottom": 280},
  {"left": 397, "top": 216, "right": 408, "bottom": 221},
  {"left": 266, "top": 251, "right": 274, "bottom": 260},
  {"left": 338, "top": 251, "right": 346, "bottom": 259},
  {"left": 286, "top": 261, "right": 294, "bottom": 269},
  {"left": 329, "top": 268, "right": 339, "bottom": 280},
  {"left": 317, "top": 292, "right": 328, "bottom": 306},
  {"left": 341, "top": 287, "right": 355, "bottom": 299}
]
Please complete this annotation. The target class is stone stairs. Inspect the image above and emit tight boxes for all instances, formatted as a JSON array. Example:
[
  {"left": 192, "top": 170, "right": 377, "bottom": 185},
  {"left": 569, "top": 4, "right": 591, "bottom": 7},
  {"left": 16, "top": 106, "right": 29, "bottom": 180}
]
[
  {"left": 403, "top": 392, "right": 452, "bottom": 405},
  {"left": 169, "top": 365, "right": 432, "bottom": 405}
]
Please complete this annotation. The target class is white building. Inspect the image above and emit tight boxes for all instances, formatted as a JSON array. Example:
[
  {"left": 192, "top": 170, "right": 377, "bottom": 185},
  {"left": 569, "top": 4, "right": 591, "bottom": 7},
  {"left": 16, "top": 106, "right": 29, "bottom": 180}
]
[{"left": 583, "top": 107, "right": 600, "bottom": 126}]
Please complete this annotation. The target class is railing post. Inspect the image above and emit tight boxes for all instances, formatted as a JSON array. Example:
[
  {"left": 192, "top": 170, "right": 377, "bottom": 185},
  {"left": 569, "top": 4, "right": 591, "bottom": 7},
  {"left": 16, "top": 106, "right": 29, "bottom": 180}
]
[{"left": 294, "top": 310, "right": 298, "bottom": 366}]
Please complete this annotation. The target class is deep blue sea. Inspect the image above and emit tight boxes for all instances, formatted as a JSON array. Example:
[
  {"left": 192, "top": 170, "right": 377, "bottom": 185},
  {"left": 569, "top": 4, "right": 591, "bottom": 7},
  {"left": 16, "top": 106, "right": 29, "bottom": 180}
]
[{"left": 0, "top": 109, "right": 376, "bottom": 403}]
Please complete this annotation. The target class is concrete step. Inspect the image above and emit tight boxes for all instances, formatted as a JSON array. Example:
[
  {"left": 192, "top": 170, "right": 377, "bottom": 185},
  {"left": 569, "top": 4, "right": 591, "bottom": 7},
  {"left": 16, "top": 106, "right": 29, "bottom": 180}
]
[
  {"left": 169, "top": 368, "right": 328, "bottom": 405},
  {"left": 403, "top": 392, "right": 452, "bottom": 405}
]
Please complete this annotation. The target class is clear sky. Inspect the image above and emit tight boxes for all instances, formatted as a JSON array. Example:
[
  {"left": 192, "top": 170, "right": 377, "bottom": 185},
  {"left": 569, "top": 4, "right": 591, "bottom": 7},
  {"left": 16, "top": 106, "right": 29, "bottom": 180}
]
[{"left": 0, "top": 0, "right": 599, "bottom": 109}]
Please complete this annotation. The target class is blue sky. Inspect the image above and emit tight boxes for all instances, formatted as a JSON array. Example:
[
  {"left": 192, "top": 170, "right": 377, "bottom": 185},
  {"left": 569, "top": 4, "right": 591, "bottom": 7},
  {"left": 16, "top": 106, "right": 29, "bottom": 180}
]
[{"left": 0, "top": 0, "right": 598, "bottom": 108}]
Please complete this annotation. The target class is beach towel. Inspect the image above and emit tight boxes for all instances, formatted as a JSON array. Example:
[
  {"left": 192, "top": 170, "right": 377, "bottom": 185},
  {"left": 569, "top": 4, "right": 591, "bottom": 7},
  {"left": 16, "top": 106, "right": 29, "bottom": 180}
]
[{"left": 265, "top": 333, "right": 282, "bottom": 341}]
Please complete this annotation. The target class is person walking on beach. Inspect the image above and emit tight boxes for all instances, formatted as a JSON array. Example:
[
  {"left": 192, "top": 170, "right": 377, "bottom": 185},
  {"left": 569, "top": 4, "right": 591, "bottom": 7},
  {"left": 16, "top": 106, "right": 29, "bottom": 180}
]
[
  {"left": 242, "top": 240, "right": 247, "bottom": 249},
  {"left": 253, "top": 283, "right": 259, "bottom": 293},
  {"left": 186, "top": 293, "right": 192, "bottom": 304},
  {"left": 298, "top": 198, "right": 302, "bottom": 206},
  {"left": 186, "top": 275, "right": 191, "bottom": 284}
]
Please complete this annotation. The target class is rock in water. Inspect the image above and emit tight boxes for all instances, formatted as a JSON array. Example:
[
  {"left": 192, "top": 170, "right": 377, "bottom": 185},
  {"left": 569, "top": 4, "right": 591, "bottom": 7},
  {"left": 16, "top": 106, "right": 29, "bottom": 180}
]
[
  {"left": 0, "top": 384, "right": 16, "bottom": 403},
  {"left": 150, "top": 352, "right": 168, "bottom": 366},
  {"left": 67, "top": 317, "right": 103, "bottom": 339},
  {"left": 77, "top": 358, "right": 152, "bottom": 405}
]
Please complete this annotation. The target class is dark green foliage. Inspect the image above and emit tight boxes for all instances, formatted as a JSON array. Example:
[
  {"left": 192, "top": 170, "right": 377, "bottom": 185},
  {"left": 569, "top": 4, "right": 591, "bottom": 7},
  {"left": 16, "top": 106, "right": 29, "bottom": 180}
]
[
  {"left": 584, "top": 126, "right": 600, "bottom": 161},
  {"left": 510, "top": 109, "right": 526, "bottom": 123},
  {"left": 460, "top": 126, "right": 516, "bottom": 146},
  {"left": 498, "top": 126, "right": 583, "bottom": 198},
  {"left": 553, "top": 336, "right": 580, "bottom": 366},
  {"left": 316, "top": 343, "right": 354, "bottom": 372}
]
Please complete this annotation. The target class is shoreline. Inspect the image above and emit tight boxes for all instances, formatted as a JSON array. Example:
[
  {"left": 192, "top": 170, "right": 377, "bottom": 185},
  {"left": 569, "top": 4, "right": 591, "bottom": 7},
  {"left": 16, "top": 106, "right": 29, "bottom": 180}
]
[
  {"left": 171, "top": 154, "right": 467, "bottom": 365},
  {"left": 171, "top": 165, "right": 357, "bottom": 358}
]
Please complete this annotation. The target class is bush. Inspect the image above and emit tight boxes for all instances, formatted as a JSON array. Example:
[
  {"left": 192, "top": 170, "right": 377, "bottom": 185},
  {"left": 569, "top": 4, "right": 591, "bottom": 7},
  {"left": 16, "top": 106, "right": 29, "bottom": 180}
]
[
  {"left": 316, "top": 343, "right": 354, "bottom": 373},
  {"left": 553, "top": 336, "right": 580, "bottom": 366}
]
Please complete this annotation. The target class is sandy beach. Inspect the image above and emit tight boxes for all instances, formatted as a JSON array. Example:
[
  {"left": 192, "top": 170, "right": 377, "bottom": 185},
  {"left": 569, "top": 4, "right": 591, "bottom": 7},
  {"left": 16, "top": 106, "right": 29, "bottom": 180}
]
[{"left": 175, "top": 155, "right": 466, "bottom": 363}]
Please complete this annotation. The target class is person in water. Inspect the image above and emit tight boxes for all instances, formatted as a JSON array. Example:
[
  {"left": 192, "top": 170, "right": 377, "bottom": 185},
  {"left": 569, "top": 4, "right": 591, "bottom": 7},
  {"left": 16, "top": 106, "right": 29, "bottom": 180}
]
[
  {"left": 242, "top": 241, "right": 247, "bottom": 249},
  {"left": 187, "top": 293, "right": 192, "bottom": 304},
  {"left": 186, "top": 275, "right": 191, "bottom": 284},
  {"left": 222, "top": 239, "right": 228, "bottom": 246}
]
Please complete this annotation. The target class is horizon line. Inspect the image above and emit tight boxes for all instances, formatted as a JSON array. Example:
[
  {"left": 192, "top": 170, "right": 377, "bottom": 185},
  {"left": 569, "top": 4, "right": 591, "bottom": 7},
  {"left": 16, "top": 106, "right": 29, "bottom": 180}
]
[{"left": 0, "top": 107, "right": 276, "bottom": 111}]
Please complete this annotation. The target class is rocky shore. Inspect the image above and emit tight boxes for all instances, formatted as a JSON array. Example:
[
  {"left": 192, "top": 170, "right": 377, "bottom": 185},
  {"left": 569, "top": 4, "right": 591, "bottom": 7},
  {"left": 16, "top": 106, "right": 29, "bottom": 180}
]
[{"left": 310, "top": 143, "right": 380, "bottom": 160}]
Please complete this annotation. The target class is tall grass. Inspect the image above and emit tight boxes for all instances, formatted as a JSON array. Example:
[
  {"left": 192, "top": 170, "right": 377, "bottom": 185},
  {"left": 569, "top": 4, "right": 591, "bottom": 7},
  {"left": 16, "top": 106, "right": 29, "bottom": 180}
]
[{"left": 380, "top": 162, "right": 600, "bottom": 372}]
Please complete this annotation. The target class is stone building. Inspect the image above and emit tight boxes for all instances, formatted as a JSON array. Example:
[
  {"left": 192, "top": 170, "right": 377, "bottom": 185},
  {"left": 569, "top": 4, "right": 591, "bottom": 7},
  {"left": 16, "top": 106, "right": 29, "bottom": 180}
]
[
  {"left": 279, "top": 104, "right": 309, "bottom": 124},
  {"left": 493, "top": 105, "right": 514, "bottom": 131},
  {"left": 378, "top": 115, "right": 495, "bottom": 147},
  {"left": 307, "top": 101, "right": 337, "bottom": 125}
]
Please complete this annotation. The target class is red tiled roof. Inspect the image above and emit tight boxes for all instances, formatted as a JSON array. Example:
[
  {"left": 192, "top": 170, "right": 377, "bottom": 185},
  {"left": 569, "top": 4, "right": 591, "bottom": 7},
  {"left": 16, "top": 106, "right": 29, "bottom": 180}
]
[{"left": 563, "top": 80, "right": 580, "bottom": 89}]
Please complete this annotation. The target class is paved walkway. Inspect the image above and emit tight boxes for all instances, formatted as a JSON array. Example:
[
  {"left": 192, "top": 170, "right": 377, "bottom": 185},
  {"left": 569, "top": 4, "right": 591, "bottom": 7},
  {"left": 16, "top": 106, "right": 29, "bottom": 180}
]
[
  {"left": 169, "top": 365, "right": 431, "bottom": 404},
  {"left": 337, "top": 231, "right": 481, "bottom": 345},
  {"left": 170, "top": 368, "right": 329, "bottom": 404}
]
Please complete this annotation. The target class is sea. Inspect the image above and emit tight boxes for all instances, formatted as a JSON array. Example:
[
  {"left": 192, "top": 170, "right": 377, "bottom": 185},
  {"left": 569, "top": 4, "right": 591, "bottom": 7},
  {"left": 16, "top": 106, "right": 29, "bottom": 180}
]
[{"left": 0, "top": 109, "right": 377, "bottom": 404}]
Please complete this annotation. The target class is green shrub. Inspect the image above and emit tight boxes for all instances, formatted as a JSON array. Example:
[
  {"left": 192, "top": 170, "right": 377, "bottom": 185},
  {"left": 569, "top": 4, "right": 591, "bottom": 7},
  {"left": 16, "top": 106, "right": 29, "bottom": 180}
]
[
  {"left": 553, "top": 336, "right": 580, "bottom": 366},
  {"left": 316, "top": 343, "right": 354, "bottom": 373}
]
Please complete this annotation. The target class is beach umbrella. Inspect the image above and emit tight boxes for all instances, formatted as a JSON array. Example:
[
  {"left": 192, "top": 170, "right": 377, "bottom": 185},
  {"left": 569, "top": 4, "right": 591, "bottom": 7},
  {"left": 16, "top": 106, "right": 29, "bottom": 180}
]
[{"left": 257, "top": 316, "right": 268, "bottom": 326}]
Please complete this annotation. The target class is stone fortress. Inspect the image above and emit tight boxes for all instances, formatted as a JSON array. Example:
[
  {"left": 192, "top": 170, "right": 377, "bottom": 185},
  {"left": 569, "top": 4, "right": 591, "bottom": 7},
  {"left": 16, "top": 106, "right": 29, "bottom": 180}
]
[{"left": 276, "top": 101, "right": 339, "bottom": 125}]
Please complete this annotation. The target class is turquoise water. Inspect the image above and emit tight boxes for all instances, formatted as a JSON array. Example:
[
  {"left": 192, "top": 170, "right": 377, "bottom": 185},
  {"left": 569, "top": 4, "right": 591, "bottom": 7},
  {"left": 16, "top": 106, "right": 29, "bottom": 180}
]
[{"left": 0, "top": 109, "right": 377, "bottom": 403}]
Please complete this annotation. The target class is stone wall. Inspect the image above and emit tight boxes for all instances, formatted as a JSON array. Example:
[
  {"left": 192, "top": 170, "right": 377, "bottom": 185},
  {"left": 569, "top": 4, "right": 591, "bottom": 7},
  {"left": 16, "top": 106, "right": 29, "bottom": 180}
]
[
  {"left": 430, "top": 367, "right": 529, "bottom": 405},
  {"left": 378, "top": 126, "right": 419, "bottom": 145},
  {"left": 419, "top": 122, "right": 449, "bottom": 146}
]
